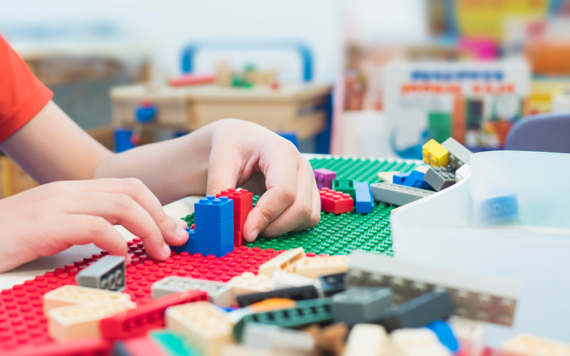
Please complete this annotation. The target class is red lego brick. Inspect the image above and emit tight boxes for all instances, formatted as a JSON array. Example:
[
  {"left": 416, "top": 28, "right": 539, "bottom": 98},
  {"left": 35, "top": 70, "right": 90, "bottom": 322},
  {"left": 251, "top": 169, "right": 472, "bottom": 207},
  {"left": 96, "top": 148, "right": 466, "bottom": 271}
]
[
  {"left": 118, "top": 335, "right": 169, "bottom": 356},
  {"left": 217, "top": 188, "right": 253, "bottom": 232},
  {"left": 190, "top": 223, "right": 195, "bottom": 230},
  {"left": 99, "top": 290, "right": 207, "bottom": 340},
  {"left": 4, "top": 337, "right": 111, "bottom": 356},
  {"left": 319, "top": 188, "right": 353, "bottom": 214},
  {"left": 235, "top": 231, "right": 244, "bottom": 246}
]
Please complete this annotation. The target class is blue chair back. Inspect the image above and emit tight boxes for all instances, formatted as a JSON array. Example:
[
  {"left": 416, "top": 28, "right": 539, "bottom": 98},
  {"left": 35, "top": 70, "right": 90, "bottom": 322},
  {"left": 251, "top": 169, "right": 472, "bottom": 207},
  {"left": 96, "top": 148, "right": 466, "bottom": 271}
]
[{"left": 505, "top": 113, "right": 570, "bottom": 153}]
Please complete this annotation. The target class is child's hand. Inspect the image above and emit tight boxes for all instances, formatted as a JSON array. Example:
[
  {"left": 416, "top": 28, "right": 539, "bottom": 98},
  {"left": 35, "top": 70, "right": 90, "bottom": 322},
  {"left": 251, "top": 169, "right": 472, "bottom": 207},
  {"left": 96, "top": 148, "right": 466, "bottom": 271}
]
[
  {"left": 0, "top": 178, "right": 188, "bottom": 272},
  {"left": 206, "top": 119, "right": 321, "bottom": 242}
]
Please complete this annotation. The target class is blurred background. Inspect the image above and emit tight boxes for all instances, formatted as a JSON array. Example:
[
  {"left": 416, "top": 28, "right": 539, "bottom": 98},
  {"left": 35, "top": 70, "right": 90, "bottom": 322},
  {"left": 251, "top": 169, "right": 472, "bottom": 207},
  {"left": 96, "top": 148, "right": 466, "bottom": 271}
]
[{"left": 2, "top": 0, "right": 570, "bottom": 196}]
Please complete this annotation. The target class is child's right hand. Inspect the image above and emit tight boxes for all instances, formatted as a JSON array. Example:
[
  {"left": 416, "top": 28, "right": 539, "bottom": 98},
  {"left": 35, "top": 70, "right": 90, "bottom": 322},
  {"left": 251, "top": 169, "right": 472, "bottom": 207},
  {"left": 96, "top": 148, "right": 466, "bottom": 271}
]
[{"left": 0, "top": 178, "right": 188, "bottom": 272}]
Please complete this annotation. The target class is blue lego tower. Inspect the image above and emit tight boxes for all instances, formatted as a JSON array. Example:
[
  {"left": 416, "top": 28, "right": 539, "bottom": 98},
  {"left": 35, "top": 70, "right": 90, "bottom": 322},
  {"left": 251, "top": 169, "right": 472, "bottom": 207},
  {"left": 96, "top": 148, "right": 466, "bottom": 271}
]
[{"left": 193, "top": 196, "right": 235, "bottom": 257}]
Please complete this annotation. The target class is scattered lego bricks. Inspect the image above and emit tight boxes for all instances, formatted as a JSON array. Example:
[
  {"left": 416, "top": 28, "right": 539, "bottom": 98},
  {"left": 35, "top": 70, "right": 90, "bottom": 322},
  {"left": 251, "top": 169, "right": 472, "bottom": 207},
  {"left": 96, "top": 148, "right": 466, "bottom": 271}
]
[
  {"left": 43, "top": 285, "right": 131, "bottom": 313},
  {"left": 242, "top": 323, "right": 316, "bottom": 355},
  {"left": 217, "top": 189, "right": 253, "bottom": 246},
  {"left": 236, "top": 285, "right": 319, "bottom": 307},
  {"left": 390, "top": 328, "right": 452, "bottom": 355},
  {"left": 423, "top": 139, "right": 449, "bottom": 167},
  {"left": 354, "top": 182, "right": 373, "bottom": 214},
  {"left": 370, "top": 182, "right": 434, "bottom": 206},
  {"left": 425, "top": 166, "right": 456, "bottom": 191},
  {"left": 303, "top": 323, "right": 348, "bottom": 356},
  {"left": 313, "top": 168, "right": 336, "bottom": 190},
  {"left": 76, "top": 255, "right": 126, "bottom": 292},
  {"left": 343, "top": 324, "right": 388, "bottom": 356},
  {"left": 332, "top": 287, "right": 392, "bottom": 325},
  {"left": 151, "top": 276, "right": 233, "bottom": 307},
  {"left": 500, "top": 334, "right": 570, "bottom": 356},
  {"left": 319, "top": 188, "right": 354, "bottom": 214},
  {"left": 332, "top": 179, "right": 356, "bottom": 199},
  {"left": 442, "top": 137, "right": 472, "bottom": 170},
  {"left": 257, "top": 247, "right": 305, "bottom": 277},
  {"left": 401, "top": 169, "right": 433, "bottom": 190},
  {"left": 318, "top": 272, "right": 345, "bottom": 297},
  {"left": 290, "top": 256, "right": 350, "bottom": 279}
]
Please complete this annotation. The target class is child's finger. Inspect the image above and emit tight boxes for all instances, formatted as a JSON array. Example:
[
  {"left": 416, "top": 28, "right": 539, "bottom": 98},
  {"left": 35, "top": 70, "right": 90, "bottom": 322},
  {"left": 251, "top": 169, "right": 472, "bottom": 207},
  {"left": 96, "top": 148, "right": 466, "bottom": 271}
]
[{"left": 205, "top": 145, "right": 241, "bottom": 197}]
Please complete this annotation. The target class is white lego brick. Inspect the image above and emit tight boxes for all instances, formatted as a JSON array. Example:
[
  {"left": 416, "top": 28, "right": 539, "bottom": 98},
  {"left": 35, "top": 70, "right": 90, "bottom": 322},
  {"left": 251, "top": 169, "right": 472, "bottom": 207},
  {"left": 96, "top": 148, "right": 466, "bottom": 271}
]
[
  {"left": 166, "top": 301, "right": 234, "bottom": 356},
  {"left": 76, "top": 255, "right": 125, "bottom": 292},
  {"left": 43, "top": 285, "right": 132, "bottom": 313},
  {"left": 47, "top": 299, "right": 136, "bottom": 342},
  {"left": 442, "top": 138, "right": 473, "bottom": 166},
  {"left": 455, "top": 164, "right": 470, "bottom": 182},
  {"left": 390, "top": 329, "right": 451, "bottom": 356},
  {"left": 370, "top": 182, "right": 434, "bottom": 206},
  {"left": 221, "top": 344, "right": 302, "bottom": 356},
  {"left": 343, "top": 324, "right": 388, "bottom": 356},
  {"left": 258, "top": 247, "right": 305, "bottom": 277},
  {"left": 151, "top": 276, "right": 233, "bottom": 307},
  {"left": 501, "top": 334, "right": 570, "bottom": 356},
  {"left": 290, "top": 256, "right": 350, "bottom": 279},
  {"left": 243, "top": 323, "right": 315, "bottom": 355},
  {"left": 228, "top": 272, "right": 274, "bottom": 298},
  {"left": 272, "top": 270, "right": 322, "bottom": 291},
  {"left": 449, "top": 316, "right": 486, "bottom": 356}
]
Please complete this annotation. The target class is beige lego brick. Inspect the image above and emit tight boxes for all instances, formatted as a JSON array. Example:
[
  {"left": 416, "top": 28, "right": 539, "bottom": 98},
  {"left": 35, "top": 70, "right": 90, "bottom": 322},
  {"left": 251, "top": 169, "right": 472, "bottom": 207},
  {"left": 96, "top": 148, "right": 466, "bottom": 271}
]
[
  {"left": 43, "top": 285, "right": 132, "bottom": 313},
  {"left": 221, "top": 344, "right": 302, "bottom": 356},
  {"left": 413, "top": 165, "right": 430, "bottom": 174},
  {"left": 500, "top": 334, "right": 570, "bottom": 356},
  {"left": 258, "top": 248, "right": 306, "bottom": 277},
  {"left": 390, "top": 329, "right": 451, "bottom": 356},
  {"left": 272, "top": 270, "right": 322, "bottom": 291},
  {"left": 377, "top": 171, "right": 399, "bottom": 183},
  {"left": 343, "top": 324, "right": 388, "bottom": 356},
  {"left": 47, "top": 299, "right": 136, "bottom": 342},
  {"left": 166, "top": 301, "right": 234, "bottom": 356},
  {"left": 291, "top": 256, "right": 350, "bottom": 279},
  {"left": 449, "top": 316, "right": 485, "bottom": 356},
  {"left": 228, "top": 272, "right": 274, "bottom": 298}
]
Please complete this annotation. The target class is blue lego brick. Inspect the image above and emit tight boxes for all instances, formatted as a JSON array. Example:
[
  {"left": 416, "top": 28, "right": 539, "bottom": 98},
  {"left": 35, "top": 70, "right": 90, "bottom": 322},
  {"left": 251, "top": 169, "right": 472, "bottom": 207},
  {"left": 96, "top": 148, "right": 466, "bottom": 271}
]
[
  {"left": 192, "top": 236, "right": 234, "bottom": 257},
  {"left": 393, "top": 173, "right": 410, "bottom": 185},
  {"left": 170, "top": 229, "right": 195, "bottom": 254},
  {"left": 402, "top": 170, "right": 432, "bottom": 190},
  {"left": 354, "top": 182, "right": 373, "bottom": 214},
  {"left": 425, "top": 320, "right": 459, "bottom": 352},
  {"left": 194, "top": 218, "right": 234, "bottom": 240},
  {"left": 479, "top": 194, "right": 518, "bottom": 224},
  {"left": 194, "top": 196, "right": 233, "bottom": 223}
]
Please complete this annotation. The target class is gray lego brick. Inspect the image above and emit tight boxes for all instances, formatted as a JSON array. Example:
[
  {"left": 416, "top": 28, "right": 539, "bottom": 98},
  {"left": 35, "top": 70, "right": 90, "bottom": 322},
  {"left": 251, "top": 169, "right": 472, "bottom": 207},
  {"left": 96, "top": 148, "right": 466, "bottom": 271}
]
[
  {"left": 370, "top": 182, "right": 434, "bottom": 206},
  {"left": 346, "top": 251, "right": 519, "bottom": 326},
  {"left": 151, "top": 276, "right": 233, "bottom": 306},
  {"left": 332, "top": 287, "right": 392, "bottom": 325},
  {"left": 425, "top": 166, "right": 456, "bottom": 191},
  {"left": 76, "top": 255, "right": 125, "bottom": 292},
  {"left": 369, "top": 289, "right": 454, "bottom": 332},
  {"left": 442, "top": 138, "right": 472, "bottom": 167}
]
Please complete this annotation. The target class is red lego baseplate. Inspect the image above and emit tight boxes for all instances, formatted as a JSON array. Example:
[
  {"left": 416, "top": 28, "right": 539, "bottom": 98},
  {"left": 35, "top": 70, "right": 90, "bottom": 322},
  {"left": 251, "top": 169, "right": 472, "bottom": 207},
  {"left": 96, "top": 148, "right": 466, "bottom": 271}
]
[{"left": 0, "top": 238, "right": 281, "bottom": 352}]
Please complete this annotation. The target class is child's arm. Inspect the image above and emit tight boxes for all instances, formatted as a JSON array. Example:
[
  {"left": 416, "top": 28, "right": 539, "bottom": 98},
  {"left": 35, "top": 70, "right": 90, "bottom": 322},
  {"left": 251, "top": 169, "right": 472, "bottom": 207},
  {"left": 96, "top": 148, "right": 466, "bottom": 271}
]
[{"left": 0, "top": 100, "right": 320, "bottom": 270}]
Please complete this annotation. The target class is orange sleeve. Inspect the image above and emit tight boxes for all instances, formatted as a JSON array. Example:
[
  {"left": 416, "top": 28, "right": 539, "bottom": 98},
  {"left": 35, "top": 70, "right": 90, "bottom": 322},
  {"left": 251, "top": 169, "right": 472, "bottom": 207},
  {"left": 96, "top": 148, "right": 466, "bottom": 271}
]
[{"left": 0, "top": 34, "right": 53, "bottom": 143}]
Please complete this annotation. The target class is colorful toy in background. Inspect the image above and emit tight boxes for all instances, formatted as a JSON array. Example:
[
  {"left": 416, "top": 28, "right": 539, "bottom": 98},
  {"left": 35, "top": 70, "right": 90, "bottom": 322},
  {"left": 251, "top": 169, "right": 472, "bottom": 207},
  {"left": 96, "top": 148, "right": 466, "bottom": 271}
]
[{"left": 216, "top": 62, "right": 279, "bottom": 89}]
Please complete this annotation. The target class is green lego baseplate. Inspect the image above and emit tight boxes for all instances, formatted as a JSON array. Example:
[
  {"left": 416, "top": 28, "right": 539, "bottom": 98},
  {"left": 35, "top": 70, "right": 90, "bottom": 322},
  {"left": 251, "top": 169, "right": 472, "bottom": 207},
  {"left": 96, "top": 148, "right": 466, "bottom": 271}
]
[{"left": 182, "top": 157, "right": 419, "bottom": 257}]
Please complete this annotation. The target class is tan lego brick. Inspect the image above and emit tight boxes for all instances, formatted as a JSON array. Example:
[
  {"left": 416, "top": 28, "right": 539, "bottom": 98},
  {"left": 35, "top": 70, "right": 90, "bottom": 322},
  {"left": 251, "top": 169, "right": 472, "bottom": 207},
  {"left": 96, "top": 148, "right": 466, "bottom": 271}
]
[
  {"left": 43, "top": 285, "right": 132, "bottom": 313},
  {"left": 291, "top": 256, "right": 350, "bottom": 279},
  {"left": 377, "top": 171, "right": 399, "bottom": 183},
  {"left": 501, "top": 334, "right": 570, "bottom": 356},
  {"left": 166, "top": 301, "right": 234, "bottom": 356},
  {"left": 390, "top": 329, "right": 451, "bottom": 356},
  {"left": 258, "top": 247, "right": 306, "bottom": 277},
  {"left": 343, "top": 324, "right": 388, "bottom": 356},
  {"left": 228, "top": 272, "right": 274, "bottom": 298},
  {"left": 47, "top": 299, "right": 136, "bottom": 342},
  {"left": 221, "top": 344, "right": 302, "bottom": 356}
]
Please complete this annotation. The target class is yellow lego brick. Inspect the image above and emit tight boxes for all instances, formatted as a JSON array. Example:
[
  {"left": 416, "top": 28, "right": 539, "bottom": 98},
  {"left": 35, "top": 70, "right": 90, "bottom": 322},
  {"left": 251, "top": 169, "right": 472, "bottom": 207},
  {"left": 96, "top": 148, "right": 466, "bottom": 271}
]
[
  {"left": 501, "top": 334, "right": 570, "bottom": 356},
  {"left": 390, "top": 329, "right": 451, "bottom": 356},
  {"left": 258, "top": 247, "right": 306, "bottom": 277},
  {"left": 228, "top": 272, "right": 274, "bottom": 298},
  {"left": 166, "top": 301, "right": 234, "bottom": 356},
  {"left": 344, "top": 324, "right": 388, "bottom": 356},
  {"left": 43, "top": 285, "right": 132, "bottom": 313},
  {"left": 290, "top": 256, "right": 350, "bottom": 279},
  {"left": 47, "top": 299, "right": 136, "bottom": 342},
  {"left": 422, "top": 139, "right": 449, "bottom": 167}
]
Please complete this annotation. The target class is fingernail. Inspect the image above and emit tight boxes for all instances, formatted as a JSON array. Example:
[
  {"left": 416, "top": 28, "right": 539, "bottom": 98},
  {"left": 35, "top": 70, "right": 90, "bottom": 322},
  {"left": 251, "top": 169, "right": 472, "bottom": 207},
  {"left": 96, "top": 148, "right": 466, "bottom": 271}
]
[
  {"left": 176, "top": 225, "right": 188, "bottom": 239},
  {"left": 251, "top": 229, "right": 259, "bottom": 241},
  {"left": 162, "top": 242, "right": 171, "bottom": 258}
]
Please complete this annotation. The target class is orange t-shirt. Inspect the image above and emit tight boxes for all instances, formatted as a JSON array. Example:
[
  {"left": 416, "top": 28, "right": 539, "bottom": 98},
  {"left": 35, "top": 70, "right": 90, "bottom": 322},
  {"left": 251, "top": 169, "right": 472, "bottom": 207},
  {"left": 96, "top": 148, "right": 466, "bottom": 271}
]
[{"left": 0, "top": 35, "right": 53, "bottom": 143}]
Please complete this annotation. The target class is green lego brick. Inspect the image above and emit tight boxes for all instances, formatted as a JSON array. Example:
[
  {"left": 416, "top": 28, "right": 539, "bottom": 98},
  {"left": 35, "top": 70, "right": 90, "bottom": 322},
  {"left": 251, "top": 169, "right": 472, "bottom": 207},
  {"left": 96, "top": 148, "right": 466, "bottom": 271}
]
[
  {"left": 150, "top": 330, "right": 200, "bottom": 356},
  {"left": 233, "top": 298, "right": 333, "bottom": 341},
  {"left": 183, "top": 157, "right": 419, "bottom": 257},
  {"left": 332, "top": 179, "right": 356, "bottom": 199}
]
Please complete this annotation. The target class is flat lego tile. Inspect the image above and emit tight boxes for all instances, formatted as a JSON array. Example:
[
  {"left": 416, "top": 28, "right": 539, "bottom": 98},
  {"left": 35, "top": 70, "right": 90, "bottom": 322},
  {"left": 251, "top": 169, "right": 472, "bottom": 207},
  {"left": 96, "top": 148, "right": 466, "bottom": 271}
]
[
  {"left": 402, "top": 170, "right": 432, "bottom": 190},
  {"left": 390, "top": 328, "right": 452, "bottom": 356},
  {"left": 314, "top": 168, "right": 336, "bottom": 190},
  {"left": 318, "top": 272, "right": 345, "bottom": 296},
  {"left": 500, "top": 334, "right": 570, "bottom": 356},
  {"left": 332, "top": 287, "right": 392, "bottom": 325},
  {"left": 99, "top": 290, "right": 208, "bottom": 340},
  {"left": 319, "top": 188, "right": 353, "bottom": 214},
  {"left": 43, "top": 285, "right": 132, "bottom": 313},
  {"left": 354, "top": 182, "right": 373, "bottom": 214},
  {"left": 272, "top": 270, "right": 323, "bottom": 291},
  {"left": 291, "top": 256, "right": 350, "bottom": 279},
  {"left": 192, "top": 236, "right": 234, "bottom": 258},
  {"left": 121, "top": 335, "right": 170, "bottom": 356},
  {"left": 343, "top": 324, "right": 388, "bottom": 356},
  {"left": 423, "top": 139, "right": 449, "bottom": 167},
  {"left": 479, "top": 194, "right": 519, "bottom": 224},
  {"left": 370, "top": 182, "right": 434, "bottom": 206},
  {"left": 194, "top": 196, "right": 233, "bottom": 223},
  {"left": 76, "top": 255, "right": 126, "bottom": 292},
  {"left": 442, "top": 137, "right": 472, "bottom": 166},
  {"left": 6, "top": 337, "right": 112, "bottom": 356},
  {"left": 228, "top": 272, "right": 274, "bottom": 297},
  {"left": 47, "top": 299, "right": 136, "bottom": 341},
  {"left": 150, "top": 330, "right": 200, "bottom": 356},
  {"left": 258, "top": 247, "right": 306, "bottom": 277},
  {"left": 166, "top": 301, "right": 234, "bottom": 356},
  {"left": 455, "top": 164, "right": 470, "bottom": 182},
  {"left": 332, "top": 179, "right": 356, "bottom": 199},
  {"left": 151, "top": 276, "right": 233, "bottom": 307},
  {"left": 194, "top": 218, "right": 234, "bottom": 240},
  {"left": 347, "top": 250, "right": 520, "bottom": 326},
  {"left": 236, "top": 285, "right": 319, "bottom": 307},
  {"left": 425, "top": 166, "right": 456, "bottom": 191},
  {"left": 242, "top": 323, "right": 316, "bottom": 355},
  {"left": 233, "top": 298, "right": 333, "bottom": 342}
]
